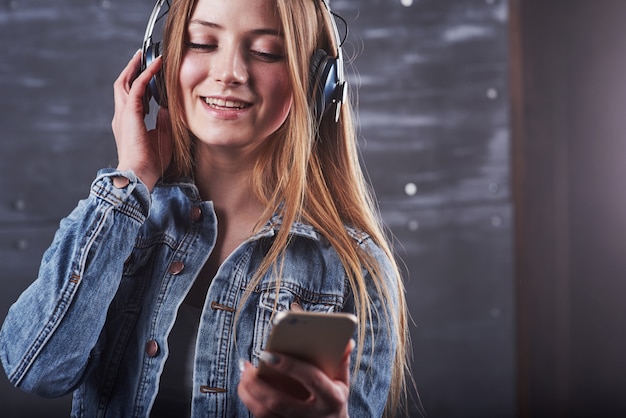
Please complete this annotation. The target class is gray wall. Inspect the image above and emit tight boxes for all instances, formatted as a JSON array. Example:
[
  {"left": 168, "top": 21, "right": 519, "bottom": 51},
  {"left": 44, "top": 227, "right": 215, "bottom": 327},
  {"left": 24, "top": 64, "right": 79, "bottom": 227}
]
[
  {"left": 0, "top": 1, "right": 514, "bottom": 417},
  {"left": 345, "top": 0, "right": 513, "bottom": 416}
]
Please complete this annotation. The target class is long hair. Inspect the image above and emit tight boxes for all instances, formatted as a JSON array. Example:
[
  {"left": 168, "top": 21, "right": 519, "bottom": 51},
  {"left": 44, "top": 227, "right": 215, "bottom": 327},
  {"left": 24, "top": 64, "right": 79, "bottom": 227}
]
[{"left": 161, "top": 0, "right": 410, "bottom": 415}]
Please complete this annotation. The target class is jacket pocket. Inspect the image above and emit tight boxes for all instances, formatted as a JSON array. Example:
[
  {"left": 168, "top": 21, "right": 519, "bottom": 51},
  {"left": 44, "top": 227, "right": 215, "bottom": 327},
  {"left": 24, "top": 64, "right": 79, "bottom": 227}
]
[{"left": 251, "top": 281, "right": 344, "bottom": 363}]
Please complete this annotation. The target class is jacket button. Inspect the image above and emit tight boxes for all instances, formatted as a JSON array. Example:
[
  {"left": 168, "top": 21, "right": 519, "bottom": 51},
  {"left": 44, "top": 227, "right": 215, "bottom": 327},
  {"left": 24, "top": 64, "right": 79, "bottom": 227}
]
[
  {"left": 145, "top": 340, "right": 159, "bottom": 357},
  {"left": 168, "top": 261, "right": 184, "bottom": 275},
  {"left": 190, "top": 206, "right": 202, "bottom": 222}
]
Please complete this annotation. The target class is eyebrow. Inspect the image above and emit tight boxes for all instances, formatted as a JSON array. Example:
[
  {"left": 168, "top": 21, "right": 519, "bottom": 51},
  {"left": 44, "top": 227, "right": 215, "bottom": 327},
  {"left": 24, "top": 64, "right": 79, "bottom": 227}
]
[{"left": 188, "top": 20, "right": 282, "bottom": 37}]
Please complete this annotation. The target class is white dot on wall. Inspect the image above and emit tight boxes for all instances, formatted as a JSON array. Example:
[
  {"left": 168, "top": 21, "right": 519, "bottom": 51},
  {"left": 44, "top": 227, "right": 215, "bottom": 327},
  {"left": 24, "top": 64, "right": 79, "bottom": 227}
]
[
  {"left": 407, "top": 219, "right": 419, "bottom": 232},
  {"left": 486, "top": 88, "right": 499, "bottom": 100},
  {"left": 401, "top": 0, "right": 414, "bottom": 7},
  {"left": 404, "top": 182, "right": 418, "bottom": 196},
  {"left": 13, "top": 199, "right": 26, "bottom": 211},
  {"left": 491, "top": 215, "right": 503, "bottom": 228}
]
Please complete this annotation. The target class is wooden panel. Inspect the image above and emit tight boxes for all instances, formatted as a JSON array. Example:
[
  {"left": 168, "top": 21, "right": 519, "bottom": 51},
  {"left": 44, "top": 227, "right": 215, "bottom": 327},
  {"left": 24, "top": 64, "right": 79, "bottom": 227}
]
[{"left": 512, "top": 0, "right": 626, "bottom": 417}]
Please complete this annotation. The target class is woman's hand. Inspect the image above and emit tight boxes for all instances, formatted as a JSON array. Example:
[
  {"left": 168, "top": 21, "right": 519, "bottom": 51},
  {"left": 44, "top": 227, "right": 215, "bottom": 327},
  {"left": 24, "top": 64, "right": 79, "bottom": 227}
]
[
  {"left": 112, "top": 51, "right": 172, "bottom": 191},
  {"left": 237, "top": 339, "right": 354, "bottom": 418}
]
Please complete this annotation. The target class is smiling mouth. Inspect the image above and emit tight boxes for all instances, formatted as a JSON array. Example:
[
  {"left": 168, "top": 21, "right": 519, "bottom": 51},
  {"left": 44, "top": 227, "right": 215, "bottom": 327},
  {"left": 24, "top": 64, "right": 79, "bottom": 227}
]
[{"left": 204, "top": 97, "right": 251, "bottom": 110}]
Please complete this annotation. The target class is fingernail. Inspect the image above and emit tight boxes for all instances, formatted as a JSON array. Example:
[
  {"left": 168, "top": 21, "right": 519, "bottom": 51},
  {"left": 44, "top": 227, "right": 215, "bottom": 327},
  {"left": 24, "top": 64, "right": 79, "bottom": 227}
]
[
  {"left": 260, "top": 351, "right": 280, "bottom": 366},
  {"left": 134, "top": 48, "right": 142, "bottom": 56}
]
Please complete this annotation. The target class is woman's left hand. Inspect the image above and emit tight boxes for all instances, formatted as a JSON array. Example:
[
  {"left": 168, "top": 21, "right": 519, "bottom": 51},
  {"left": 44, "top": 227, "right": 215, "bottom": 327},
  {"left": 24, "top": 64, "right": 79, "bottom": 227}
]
[{"left": 237, "top": 340, "right": 354, "bottom": 418}]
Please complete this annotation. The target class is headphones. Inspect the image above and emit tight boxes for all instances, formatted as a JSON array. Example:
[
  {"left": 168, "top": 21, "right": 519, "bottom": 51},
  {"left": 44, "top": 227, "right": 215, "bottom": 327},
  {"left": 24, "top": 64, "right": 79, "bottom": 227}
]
[
  {"left": 140, "top": 0, "right": 169, "bottom": 109},
  {"left": 140, "top": 0, "right": 347, "bottom": 122}
]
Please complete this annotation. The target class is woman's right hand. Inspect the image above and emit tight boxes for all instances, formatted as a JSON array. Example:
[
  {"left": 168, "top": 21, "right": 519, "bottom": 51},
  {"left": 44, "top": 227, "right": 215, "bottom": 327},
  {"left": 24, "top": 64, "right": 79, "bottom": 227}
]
[{"left": 112, "top": 51, "right": 172, "bottom": 191}]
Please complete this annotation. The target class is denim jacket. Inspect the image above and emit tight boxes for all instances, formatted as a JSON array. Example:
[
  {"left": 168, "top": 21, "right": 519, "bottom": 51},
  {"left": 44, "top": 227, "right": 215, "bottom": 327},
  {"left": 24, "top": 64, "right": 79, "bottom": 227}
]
[{"left": 0, "top": 169, "right": 398, "bottom": 417}]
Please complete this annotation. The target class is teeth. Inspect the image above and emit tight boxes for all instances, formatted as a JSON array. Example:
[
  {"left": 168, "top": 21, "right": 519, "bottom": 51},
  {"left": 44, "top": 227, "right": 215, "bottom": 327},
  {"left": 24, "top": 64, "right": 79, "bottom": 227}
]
[{"left": 204, "top": 97, "right": 248, "bottom": 109}]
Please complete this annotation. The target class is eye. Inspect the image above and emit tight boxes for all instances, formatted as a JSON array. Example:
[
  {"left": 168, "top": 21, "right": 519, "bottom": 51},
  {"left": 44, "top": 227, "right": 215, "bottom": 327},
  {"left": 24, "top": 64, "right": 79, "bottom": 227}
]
[
  {"left": 250, "top": 50, "right": 285, "bottom": 63},
  {"left": 185, "top": 41, "right": 217, "bottom": 51}
]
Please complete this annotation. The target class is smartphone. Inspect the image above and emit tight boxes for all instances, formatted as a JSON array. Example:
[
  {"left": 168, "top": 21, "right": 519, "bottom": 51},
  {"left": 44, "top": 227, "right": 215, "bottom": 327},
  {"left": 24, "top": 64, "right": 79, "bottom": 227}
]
[{"left": 257, "top": 311, "right": 357, "bottom": 399}]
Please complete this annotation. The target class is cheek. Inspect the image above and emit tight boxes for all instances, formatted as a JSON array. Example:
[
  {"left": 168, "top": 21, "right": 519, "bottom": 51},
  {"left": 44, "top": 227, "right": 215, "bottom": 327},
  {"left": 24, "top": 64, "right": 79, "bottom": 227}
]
[
  {"left": 271, "top": 89, "right": 293, "bottom": 131},
  {"left": 179, "top": 55, "right": 204, "bottom": 95},
  {"left": 268, "top": 71, "right": 294, "bottom": 122}
]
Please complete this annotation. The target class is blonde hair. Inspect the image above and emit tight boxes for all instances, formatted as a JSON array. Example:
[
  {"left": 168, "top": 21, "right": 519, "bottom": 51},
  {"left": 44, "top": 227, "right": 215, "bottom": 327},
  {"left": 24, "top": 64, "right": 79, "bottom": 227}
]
[{"left": 162, "top": 0, "right": 410, "bottom": 415}]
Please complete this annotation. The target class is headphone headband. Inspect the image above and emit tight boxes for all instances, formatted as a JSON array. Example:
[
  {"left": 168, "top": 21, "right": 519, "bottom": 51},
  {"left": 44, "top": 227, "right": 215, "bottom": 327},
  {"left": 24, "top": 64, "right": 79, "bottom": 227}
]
[
  {"left": 141, "top": 0, "right": 168, "bottom": 72},
  {"left": 317, "top": 0, "right": 347, "bottom": 122}
]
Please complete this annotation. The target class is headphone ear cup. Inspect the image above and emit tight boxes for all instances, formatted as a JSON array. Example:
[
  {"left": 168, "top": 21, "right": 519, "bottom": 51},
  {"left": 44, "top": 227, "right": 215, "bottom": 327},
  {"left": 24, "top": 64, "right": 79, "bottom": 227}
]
[
  {"left": 145, "top": 41, "right": 166, "bottom": 107},
  {"left": 309, "top": 49, "right": 336, "bottom": 121}
]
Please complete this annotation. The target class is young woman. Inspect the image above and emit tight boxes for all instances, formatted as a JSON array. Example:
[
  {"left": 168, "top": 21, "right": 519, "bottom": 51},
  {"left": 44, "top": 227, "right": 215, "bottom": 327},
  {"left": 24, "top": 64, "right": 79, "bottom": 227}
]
[{"left": 0, "top": 0, "right": 410, "bottom": 416}]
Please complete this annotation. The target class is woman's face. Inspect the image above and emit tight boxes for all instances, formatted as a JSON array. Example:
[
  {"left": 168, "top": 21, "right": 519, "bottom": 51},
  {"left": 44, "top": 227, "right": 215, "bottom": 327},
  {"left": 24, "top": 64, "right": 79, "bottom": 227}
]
[{"left": 179, "top": 0, "right": 293, "bottom": 155}]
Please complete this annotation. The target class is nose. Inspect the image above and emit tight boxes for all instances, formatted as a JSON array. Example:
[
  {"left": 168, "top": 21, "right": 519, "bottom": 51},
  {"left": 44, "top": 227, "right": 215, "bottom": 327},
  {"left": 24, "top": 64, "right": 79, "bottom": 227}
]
[{"left": 211, "top": 43, "right": 248, "bottom": 86}]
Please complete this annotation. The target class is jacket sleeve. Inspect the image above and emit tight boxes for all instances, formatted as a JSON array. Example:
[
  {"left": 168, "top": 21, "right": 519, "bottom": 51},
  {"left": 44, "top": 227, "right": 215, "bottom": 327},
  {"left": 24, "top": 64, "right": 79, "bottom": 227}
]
[{"left": 0, "top": 169, "right": 151, "bottom": 397}]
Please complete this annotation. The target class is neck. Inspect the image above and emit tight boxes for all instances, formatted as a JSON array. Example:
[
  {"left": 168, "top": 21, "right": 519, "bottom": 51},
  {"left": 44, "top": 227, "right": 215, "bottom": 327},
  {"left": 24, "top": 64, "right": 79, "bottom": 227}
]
[
  {"left": 193, "top": 145, "right": 265, "bottom": 220},
  {"left": 193, "top": 146, "right": 268, "bottom": 270}
]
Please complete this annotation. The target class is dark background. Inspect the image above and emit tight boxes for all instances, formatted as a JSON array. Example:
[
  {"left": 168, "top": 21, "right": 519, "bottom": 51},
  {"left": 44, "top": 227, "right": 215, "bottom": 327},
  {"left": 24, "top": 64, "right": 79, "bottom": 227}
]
[
  {"left": 4, "top": 0, "right": 626, "bottom": 417},
  {"left": 512, "top": 1, "right": 626, "bottom": 417}
]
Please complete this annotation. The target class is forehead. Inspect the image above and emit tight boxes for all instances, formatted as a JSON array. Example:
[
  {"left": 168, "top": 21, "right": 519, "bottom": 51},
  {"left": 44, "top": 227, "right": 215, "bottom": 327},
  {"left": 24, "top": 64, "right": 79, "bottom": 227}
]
[{"left": 189, "top": 0, "right": 282, "bottom": 32}]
